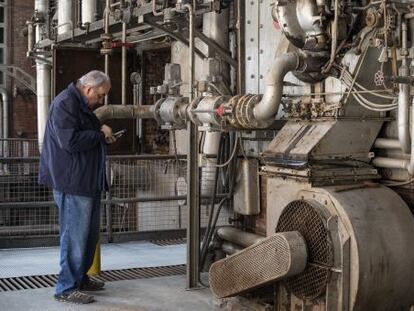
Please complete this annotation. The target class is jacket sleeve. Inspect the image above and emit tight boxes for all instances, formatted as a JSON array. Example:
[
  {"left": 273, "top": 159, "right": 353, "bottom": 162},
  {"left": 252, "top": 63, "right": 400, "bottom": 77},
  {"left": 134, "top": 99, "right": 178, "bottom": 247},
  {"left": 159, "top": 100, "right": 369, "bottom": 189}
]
[{"left": 51, "top": 98, "right": 106, "bottom": 152}]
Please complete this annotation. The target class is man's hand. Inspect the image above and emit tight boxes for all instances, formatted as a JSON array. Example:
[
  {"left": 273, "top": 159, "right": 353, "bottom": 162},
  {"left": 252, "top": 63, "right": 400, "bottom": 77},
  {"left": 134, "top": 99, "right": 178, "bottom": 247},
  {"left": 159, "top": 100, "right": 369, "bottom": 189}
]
[{"left": 101, "top": 124, "right": 117, "bottom": 144}]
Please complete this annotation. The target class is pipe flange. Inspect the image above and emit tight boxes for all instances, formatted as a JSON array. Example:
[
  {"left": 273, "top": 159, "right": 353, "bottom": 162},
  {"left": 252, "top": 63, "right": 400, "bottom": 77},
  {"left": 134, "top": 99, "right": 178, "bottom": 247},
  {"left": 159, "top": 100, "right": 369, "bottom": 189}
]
[
  {"left": 225, "top": 95, "right": 243, "bottom": 128},
  {"left": 187, "top": 96, "right": 205, "bottom": 126},
  {"left": 153, "top": 98, "right": 165, "bottom": 124}
]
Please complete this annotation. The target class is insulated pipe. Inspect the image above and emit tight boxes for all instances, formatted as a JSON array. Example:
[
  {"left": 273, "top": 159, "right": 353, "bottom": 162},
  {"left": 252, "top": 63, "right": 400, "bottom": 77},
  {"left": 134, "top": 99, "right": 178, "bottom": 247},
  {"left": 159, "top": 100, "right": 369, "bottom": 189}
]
[
  {"left": 57, "top": 0, "right": 73, "bottom": 35},
  {"left": 221, "top": 241, "right": 243, "bottom": 255},
  {"left": 253, "top": 52, "right": 301, "bottom": 121},
  {"left": 0, "top": 88, "right": 8, "bottom": 142},
  {"left": 94, "top": 105, "right": 156, "bottom": 122},
  {"left": 398, "top": 20, "right": 410, "bottom": 154},
  {"left": 82, "top": 0, "right": 97, "bottom": 24},
  {"left": 216, "top": 226, "right": 264, "bottom": 248},
  {"left": 35, "top": 0, "right": 51, "bottom": 152}
]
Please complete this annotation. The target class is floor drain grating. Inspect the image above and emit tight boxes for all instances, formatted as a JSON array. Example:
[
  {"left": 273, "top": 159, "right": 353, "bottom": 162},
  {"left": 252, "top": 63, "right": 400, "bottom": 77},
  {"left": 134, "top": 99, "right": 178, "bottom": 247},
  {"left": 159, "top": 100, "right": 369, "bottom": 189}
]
[
  {"left": 0, "top": 264, "right": 186, "bottom": 292},
  {"left": 150, "top": 238, "right": 186, "bottom": 246}
]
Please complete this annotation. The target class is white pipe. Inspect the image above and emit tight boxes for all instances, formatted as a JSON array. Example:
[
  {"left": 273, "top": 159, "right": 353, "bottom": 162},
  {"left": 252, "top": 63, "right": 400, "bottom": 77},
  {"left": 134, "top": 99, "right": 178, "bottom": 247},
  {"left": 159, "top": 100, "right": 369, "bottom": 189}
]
[
  {"left": 35, "top": 0, "right": 51, "bottom": 152},
  {"left": 253, "top": 52, "right": 301, "bottom": 121},
  {"left": 0, "top": 88, "right": 8, "bottom": 141},
  {"left": 81, "top": 0, "right": 97, "bottom": 24},
  {"left": 57, "top": 0, "right": 72, "bottom": 35}
]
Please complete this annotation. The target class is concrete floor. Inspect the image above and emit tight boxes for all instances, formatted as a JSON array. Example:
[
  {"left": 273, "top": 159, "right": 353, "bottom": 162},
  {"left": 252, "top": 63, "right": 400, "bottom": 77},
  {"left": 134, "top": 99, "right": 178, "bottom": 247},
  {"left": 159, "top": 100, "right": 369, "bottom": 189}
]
[
  {"left": 0, "top": 275, "right": 219, "bottom": 311},
  {"left": 0, "top": 241, "right": 221, "bottom": 311}
]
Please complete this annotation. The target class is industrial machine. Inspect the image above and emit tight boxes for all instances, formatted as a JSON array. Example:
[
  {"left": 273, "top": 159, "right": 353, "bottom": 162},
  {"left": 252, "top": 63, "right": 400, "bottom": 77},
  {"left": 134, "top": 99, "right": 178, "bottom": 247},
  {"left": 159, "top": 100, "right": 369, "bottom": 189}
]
[{"left": 30, "top": 0, "right": 414, "bottom": 310}]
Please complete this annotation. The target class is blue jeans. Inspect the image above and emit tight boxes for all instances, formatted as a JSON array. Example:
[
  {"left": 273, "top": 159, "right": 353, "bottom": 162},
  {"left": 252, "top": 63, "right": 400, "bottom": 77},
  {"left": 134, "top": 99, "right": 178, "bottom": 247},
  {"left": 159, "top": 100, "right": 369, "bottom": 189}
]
[{"left": 53, "top": 190, "right": 101, "bottom": 295}]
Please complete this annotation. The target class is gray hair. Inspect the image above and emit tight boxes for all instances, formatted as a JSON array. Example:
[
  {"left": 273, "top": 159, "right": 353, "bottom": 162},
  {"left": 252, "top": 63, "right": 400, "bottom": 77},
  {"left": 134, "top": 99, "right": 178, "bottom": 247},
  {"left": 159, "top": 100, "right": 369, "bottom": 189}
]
[{"left": 77, "top": 70, "right": 111, "bottom": 88}]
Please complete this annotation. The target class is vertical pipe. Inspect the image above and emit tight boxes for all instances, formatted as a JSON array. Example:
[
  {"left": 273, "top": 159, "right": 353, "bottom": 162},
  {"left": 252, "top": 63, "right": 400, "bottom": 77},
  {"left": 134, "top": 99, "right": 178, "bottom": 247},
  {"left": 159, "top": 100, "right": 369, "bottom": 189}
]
[
  {"left": 82, "top": 0, "right": 97, "bottom": 24},
  {"left": 35, "top": 0, "right": 51, "bottom": 152},
  {"left": 104, "top": 0, "right": 111, "bottom": 105},
  {"left": 57, "top": 0, "right": 72, "bottom": 35},
  {"left": 0, "top": 88, "right": 8, "bottom": 141},
  {"left": 236, "top": 0, "right": 244, "bottom": 94},
  {"left": 184, "top": 1, "right": 200, "bottom": 289},
  {"left": 121, "top": 22, "right": 127, "bottom": 106}
]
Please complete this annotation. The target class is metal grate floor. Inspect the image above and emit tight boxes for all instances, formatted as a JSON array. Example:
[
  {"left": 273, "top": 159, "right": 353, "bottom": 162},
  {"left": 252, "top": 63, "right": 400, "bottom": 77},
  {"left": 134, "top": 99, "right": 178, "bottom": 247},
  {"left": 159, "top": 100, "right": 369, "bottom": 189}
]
[
  {"left": 150, "top": 238, "right": 187, "bottom": 246},
  {"left": 0, "top": 264, "right": 186, "bottom": 292}
]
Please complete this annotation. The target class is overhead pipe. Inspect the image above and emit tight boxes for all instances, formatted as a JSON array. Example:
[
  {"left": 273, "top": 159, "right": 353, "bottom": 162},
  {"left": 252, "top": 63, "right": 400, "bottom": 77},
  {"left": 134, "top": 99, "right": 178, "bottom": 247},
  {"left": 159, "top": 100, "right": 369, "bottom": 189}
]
[
  {"left": 253, "top": 52, "right": 301, "bottom": 121},
  {"left": 94, "top": 105, "right": 156, "bottom": 122},
  {"left": 35, "top": 0, "right": 51, "bottom": 152},
  {"left": 82, "top": 0, "right": 97, "bottom": 24}
]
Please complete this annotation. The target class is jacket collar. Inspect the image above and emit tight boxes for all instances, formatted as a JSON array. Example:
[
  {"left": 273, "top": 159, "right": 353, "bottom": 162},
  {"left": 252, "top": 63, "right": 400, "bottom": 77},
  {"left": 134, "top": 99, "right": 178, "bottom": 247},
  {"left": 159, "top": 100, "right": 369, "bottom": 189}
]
[{"left": 68, "top": 82, "right": 91, "bottom": 113}]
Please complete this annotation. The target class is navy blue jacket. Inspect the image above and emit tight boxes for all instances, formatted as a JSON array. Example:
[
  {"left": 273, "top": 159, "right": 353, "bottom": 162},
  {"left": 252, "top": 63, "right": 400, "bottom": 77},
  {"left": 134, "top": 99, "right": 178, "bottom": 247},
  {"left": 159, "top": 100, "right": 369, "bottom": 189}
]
[{"left": 39, "top": 83, "right": 108, "bottom": 197}]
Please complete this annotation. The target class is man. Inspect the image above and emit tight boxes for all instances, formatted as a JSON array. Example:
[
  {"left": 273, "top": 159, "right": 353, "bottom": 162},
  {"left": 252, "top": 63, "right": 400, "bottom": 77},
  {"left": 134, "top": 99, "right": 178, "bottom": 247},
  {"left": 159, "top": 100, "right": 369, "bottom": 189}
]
[{"left": 39, "top": 70, "right": 116, "bottom": 304}]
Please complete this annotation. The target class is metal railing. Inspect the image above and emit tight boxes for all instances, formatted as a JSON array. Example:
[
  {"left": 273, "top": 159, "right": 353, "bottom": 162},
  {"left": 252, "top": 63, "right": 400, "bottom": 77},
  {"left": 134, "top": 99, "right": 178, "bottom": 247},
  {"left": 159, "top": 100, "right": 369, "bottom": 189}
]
[{"left": 0, "top": 140, "right": 232, "bottom": 245}]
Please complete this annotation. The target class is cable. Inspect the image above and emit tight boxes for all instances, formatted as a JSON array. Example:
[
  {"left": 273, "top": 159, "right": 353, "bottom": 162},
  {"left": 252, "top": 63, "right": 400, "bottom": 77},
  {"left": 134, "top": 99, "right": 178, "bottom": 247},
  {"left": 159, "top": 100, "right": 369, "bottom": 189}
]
[{"left": 205, "top": 133, "right": 239, "bottom": 168}]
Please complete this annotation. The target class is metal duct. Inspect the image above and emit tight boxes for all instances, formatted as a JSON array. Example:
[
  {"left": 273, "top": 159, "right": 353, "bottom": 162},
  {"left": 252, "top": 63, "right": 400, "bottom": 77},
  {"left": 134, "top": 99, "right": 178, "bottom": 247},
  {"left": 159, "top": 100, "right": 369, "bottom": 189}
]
[
  {"left": 81, "top": 0, "right": 97, "bottom": 24},
  {"left": 35, "top": 0, "right": 51, "bottom": 152},
  {"left": 209, "top": 232, "right": 307, "bottom": 298},
  {"left": 253, "top": 52, "right": 301, "bottom": 121},
  {"left": 93, "top": 105, "right": 156, "bottom": 122},
  {"left": 57, "top": 0, "right": 72, "bottom": 35}
]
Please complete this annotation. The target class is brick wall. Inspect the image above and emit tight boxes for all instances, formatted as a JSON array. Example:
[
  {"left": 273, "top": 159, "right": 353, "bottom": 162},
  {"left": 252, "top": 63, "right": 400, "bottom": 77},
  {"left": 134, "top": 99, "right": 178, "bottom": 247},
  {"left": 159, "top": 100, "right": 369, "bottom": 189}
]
[{"left": 9, "top": 0, "right": 37, "bottom": 138}]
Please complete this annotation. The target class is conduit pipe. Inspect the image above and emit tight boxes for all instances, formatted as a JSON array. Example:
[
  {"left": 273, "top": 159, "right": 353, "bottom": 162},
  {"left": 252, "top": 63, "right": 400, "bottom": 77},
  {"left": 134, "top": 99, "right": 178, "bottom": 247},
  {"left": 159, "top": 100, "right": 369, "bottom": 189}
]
[
  {"left": 374, "top": 20, "right": 412, "bottom": 152},
  {"left": 253, "top": 52, "right": 301, "bottom": 121},
  {"left": 121, "top": 22, "right": 127, "bottom": 106},
  {"left": 216, "top": 226, "right": 264, "bottom": 248},
  {"left": 35, "top": 0, "right": 51, "bottom": 152},
  {"left": 57, "top": 0, "right": 73, "bottom": 35},
  {"left": 94, "top": 105, "right": 156, "bottom": 122},
  {"left": 82, "top": 0, "right": 97, "bottom": 24}
]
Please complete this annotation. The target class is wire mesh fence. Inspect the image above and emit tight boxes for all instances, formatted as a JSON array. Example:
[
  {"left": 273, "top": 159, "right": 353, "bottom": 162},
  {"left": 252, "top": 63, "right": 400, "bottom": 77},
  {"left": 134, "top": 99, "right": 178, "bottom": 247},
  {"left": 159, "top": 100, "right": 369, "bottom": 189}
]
[{"left": 0, "top": 140, "right": 233, "bottom": 242}]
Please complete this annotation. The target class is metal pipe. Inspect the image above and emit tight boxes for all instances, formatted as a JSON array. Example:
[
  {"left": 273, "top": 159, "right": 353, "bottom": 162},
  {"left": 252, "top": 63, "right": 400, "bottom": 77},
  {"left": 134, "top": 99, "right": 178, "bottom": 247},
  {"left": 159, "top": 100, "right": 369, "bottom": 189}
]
[
  {"left": 57, "top": 0, "right": 72, "bottom": 35},
  {"left": 398, "top": 20, "right": 410, "bottom": 153},
  {"left": 82, "top": 0, "right": 97, "bottom": 24},
  {"left": 216, "top": 226, "right": 264, "bottom": 248},
  {"left": 94, "top": 104, "right": 156, "bottom": 122},
  {"left": 122, "top": 22, "right": 127, "bottom": 106},
  {"left": 373, "top": 156, "right": 408, "bottom": 170},
  {"left": 253, "top": 52, "right": 301, "bottom": 121},
  {"left": 322, "top": 0, "right": 338, "bottom": 73},
  {"left": 104, "top": 0, "right": 112, "bottom": 105},
  {"left": 0, "top": 88, "right": 8, "bottom": 142},
  {"left": 374, "top": 138, "right": 401, "bottom": 149},
  {"left": 184, "top": 1, "right": 200, "bottom": 289},
  {"left": 26, "top": 21, "right": 35, "bottom": 57},
  {"left": 221, "top": 241, "right": 243, "bottom": 255},
  {"left": 35, "top": 0, "right": 51, "bottom": 152},
  {"left": 152, "top": 0, "right": 164, "bottom": 16},
  {"left": 236, "top": 0, "right": 244, "bottom": 94}
]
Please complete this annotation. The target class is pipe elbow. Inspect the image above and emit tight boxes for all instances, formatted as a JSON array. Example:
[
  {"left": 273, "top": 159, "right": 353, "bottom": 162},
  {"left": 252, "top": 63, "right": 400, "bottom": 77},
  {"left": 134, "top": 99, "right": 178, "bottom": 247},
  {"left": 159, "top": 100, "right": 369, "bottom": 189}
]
[{"left": 253, "top": 52, "right": 300, "bottom": 121}]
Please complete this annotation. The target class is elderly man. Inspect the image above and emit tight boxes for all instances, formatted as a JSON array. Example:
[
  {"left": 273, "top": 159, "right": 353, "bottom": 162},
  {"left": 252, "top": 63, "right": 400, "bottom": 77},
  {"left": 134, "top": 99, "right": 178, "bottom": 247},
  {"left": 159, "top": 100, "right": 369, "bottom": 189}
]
[{"left": 39, "top": 70, "right": 115, "bottom": 304}]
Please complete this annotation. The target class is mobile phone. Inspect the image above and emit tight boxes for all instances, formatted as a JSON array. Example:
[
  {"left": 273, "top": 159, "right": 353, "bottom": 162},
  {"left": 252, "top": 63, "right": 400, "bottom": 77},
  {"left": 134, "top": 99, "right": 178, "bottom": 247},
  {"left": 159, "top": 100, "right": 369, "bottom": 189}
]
[{"left": 113, "top": 129, "right": 127, "bottom": 138}]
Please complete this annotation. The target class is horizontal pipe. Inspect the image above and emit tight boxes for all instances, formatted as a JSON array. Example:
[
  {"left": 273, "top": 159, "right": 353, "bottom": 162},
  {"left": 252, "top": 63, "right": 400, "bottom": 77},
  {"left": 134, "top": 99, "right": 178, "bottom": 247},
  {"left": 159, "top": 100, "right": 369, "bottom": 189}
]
[
  {"left": 221, "top": 241, "right": 243, "bottom": 255},
  {"left": 372, "top": 157, "right": 408, "bottom": 170},
  {"left": 216, "top": 226, "right": 264, "bottom": 248},
  {"left": 374, "top": 138, "right": 402, "bottom": 149},
  {"left": 94, "top": 105, "right": 156, "bottom": 122}
]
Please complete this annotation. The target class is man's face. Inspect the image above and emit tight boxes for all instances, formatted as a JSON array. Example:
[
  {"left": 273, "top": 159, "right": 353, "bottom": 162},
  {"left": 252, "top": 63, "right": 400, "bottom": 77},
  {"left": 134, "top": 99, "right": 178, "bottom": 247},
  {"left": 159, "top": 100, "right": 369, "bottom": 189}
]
[{"left": 84, "top": 82, "right": 111, "bottom": 109}]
